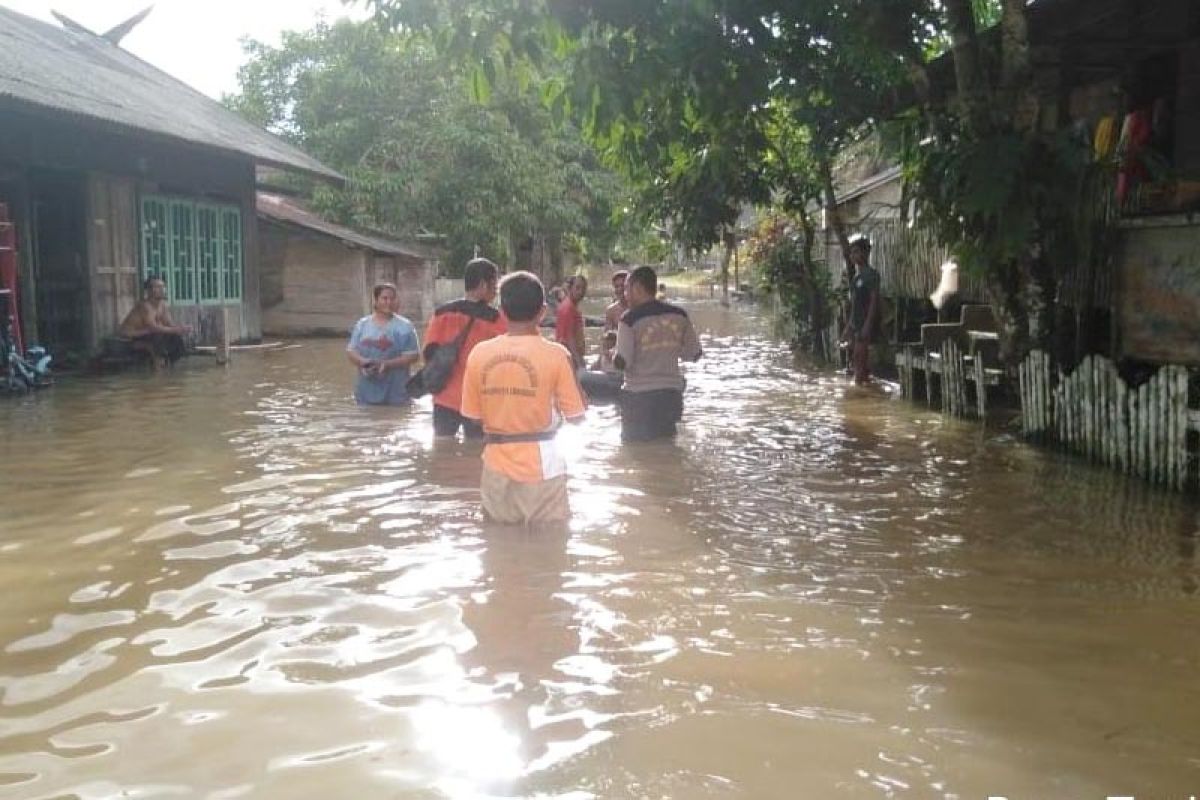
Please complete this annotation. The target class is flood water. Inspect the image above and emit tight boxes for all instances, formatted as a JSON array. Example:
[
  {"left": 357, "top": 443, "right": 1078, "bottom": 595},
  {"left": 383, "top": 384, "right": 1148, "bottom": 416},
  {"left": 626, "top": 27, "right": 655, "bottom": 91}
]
[{"left": 1, "top": 302, "right": 1198, "bottom": 799}]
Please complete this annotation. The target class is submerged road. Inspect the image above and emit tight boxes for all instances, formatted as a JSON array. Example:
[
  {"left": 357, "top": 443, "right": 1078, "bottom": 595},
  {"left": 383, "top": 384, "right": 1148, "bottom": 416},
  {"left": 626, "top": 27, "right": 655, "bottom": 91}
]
[{"left": 0, "top": 302, "right": 1197, "bottom": 798}]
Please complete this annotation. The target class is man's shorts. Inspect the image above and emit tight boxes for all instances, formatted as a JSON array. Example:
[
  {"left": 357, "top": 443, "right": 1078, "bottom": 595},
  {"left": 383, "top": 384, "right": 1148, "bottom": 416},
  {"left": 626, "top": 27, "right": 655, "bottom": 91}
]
[
  {"left": 434, "top": 403, "right": 484, "bottom": 438},
  {"left": 481, "top": 466, "right": 570, "bottom": 525},
  {"left": 619, "top": 388, "right": 684, "bottom": 442}
]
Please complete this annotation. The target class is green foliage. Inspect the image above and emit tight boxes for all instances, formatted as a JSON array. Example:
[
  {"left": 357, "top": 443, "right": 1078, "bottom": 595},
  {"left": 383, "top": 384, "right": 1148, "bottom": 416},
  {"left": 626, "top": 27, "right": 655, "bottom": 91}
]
[
  {"left": 904, "top": 117, "right": 1110, "bottom": 283},
  {"left": 363, "top": 0, "right": 906, "bottom": 253},
  {"left": 747, "top": 212, "right": 833, "bottom": 354},
  {"left": 364, "top": 0, "right": 1097, "bottom": 361},
  {"left": 226, "top": 18, "right": 633, "bottom": 273}
]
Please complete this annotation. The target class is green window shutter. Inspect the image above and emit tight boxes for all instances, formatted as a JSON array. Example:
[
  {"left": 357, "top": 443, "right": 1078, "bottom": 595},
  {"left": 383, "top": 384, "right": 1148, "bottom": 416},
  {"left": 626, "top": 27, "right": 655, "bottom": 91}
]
[
  {"left": 140, "top": 195, "right": 169, "bottom": 281},
  {"left": 220, "top": 207, "right": 243, "bottom": 302},
  {"left": 139, "top": 195, "right": 240, "bottom": 305},
  {"left": 196, "top": 205, "right": 221, "bottom": 304},
  {"left": 168, "top": 199, "right": 196, "bottom": 303}
]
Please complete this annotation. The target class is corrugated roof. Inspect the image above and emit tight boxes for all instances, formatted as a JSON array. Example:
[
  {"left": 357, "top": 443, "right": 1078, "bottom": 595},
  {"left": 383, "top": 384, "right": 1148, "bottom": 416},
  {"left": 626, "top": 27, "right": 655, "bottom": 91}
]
[
  {"left": 0, "top": 7, "right": 343, "bottom": 183},
  {"left": 257, "top": 193, "right": 430, "bottom": 259}
]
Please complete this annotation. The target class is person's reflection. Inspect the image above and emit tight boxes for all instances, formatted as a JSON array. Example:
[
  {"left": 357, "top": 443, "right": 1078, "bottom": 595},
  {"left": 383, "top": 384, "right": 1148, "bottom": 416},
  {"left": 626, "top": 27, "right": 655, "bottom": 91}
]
[{"left": 460, "top": 521, "right": 579, "bottom": 784}]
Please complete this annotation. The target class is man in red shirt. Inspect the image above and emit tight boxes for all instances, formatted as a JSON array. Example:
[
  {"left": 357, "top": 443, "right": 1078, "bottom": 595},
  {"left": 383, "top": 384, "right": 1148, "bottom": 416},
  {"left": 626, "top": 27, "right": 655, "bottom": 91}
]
[
  {"left": 423, "top": 257, "right": 507, "bottom": 438},
  {"left": 555, "top": 275, "right": 587, "bottom": 368}
]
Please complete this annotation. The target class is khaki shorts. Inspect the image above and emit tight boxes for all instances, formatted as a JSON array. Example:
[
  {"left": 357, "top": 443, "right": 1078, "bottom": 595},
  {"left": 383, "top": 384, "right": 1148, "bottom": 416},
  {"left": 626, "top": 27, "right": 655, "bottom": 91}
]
[{"left": 480, "top": 466, "right": 570, "bottom": 525}]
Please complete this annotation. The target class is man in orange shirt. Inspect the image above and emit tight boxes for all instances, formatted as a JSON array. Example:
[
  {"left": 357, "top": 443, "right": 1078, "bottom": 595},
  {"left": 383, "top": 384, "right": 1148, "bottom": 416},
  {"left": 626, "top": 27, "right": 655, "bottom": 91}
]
[
  {"left": 462, "top": 271, "right": 587, "bottom": 524},
  {"left": 423, "top": 258, "right": 507, "bottom": 438}
]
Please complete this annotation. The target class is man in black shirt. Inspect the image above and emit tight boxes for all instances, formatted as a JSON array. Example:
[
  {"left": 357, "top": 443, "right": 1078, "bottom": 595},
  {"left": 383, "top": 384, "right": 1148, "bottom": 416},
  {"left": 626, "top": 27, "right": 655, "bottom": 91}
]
[{"left": 842, "top": 234, "right": 880, "bottom": 385}]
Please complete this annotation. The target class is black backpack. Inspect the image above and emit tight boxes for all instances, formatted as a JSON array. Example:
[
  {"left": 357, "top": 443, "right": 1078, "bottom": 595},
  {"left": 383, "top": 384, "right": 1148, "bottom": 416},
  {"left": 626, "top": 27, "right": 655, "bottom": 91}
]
[{"left": 406, "top": 314, "right": 476, "bottom": 398}]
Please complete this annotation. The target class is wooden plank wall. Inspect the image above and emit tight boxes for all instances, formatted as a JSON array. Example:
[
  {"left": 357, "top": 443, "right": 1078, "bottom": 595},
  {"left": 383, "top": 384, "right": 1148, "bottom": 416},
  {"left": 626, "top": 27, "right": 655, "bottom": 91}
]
[
  {"left": 260, "top": 231, "right": 367, "bottom": 336},
  {"left": 85, "top": 172, "right": 139, "bottom": 351},
  {"left": 372, "top": 254, "right": 435, "bottom": 323}
]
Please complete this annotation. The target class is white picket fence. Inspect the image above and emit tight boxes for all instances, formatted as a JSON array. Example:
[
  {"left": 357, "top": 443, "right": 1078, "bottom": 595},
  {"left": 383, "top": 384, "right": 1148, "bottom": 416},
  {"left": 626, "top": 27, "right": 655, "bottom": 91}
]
[{"left": 1019, "top": 350, "right": 1193, "bottom": 491}]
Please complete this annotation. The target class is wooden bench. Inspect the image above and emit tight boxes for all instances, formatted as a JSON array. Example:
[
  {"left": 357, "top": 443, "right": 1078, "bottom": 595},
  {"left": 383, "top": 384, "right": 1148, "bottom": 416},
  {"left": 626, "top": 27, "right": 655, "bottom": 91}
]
[
  {"left": 92, "top": 336, "right": 156, "bottom": 372},
  {"left": 896, "top": 304, "right": 1005, "bottom": 418}
]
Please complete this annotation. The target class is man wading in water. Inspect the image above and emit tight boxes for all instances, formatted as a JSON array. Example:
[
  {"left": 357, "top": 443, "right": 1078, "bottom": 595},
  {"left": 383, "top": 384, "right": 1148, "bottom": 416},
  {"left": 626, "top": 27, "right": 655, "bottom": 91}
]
[
  {"left": 603, "top": 270, "right": 629, "bottom": 332},
  {"left": 614, "top": 265, "right": 702, "bottom": 442},
  {"left": 555, "top": 274, "right": 588, "bottom": 369},
  {"left": 461, "top": 272, "right": 587, "bottom": 524},
  {"left": 422, "top": 258, "right": 507, "bottom": 438},
  {"left": 842, "top": 234, "right": 880, "bottom": 386}
]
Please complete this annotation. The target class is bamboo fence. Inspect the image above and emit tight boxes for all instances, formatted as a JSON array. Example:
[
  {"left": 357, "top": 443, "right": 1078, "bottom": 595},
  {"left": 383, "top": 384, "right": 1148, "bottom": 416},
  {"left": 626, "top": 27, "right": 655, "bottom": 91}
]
[
  {"left": 866, "top": 220, "right": 989, "bottom": 302},
  {"left": 1019, "top": 350, "right": 1193, "bottom": 491}
]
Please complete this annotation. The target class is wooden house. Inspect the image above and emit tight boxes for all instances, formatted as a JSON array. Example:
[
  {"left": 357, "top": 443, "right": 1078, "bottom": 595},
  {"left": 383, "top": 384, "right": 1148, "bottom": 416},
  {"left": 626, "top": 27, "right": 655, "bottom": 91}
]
[
  {"left": 257, "top": 193, "right": 436, "bottom": 336},
  {"left": 0, "top": 7, "right": 342, "bottom": 359}
]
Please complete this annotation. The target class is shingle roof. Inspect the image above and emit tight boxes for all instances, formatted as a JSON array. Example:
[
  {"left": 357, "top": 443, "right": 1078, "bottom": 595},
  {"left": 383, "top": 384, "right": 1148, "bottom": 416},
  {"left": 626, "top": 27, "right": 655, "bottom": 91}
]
[
  {"left": 257, "top": 193, "right": 431, "bottom": 259},
  {"left": 0, "top": 7, "right": 343, "bottom": 183}
]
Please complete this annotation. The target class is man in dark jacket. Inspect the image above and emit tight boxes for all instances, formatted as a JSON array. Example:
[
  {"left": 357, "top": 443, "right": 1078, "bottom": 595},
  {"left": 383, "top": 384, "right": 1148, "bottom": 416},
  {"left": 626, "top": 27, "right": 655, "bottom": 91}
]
[{"left": 613, "top": 266, "right": 702, "bottom": 442}]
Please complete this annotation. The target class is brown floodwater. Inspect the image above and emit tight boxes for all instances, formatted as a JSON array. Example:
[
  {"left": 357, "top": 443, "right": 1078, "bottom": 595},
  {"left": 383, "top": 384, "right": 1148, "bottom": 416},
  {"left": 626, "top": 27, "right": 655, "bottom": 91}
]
[{"left": 0, "top": 302, "right": 1198, "bottom": 800}]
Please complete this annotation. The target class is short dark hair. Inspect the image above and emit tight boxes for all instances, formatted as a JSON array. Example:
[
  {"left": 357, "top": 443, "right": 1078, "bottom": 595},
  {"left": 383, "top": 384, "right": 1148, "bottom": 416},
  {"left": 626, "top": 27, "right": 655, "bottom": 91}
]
[
  {"left": 567, "top": 274, "right": 587, "bottom": 288},
  {"left": 628, "top": 265, "right": 657, "bottom": 296},
  {"left": 499, "top": 271, "right": 545, "bottom": 322},
  {"left": 143, "top": 274, "right": 164, "bottom": 291},
  {"left": 464, "top": 257, "right": 499, "bottom": 291},
  {"left": 611, "top": 270, "right": 629, "bottom": 284},
  {"left": 372, "top": 282, "right": 397, "bottom": 300}
]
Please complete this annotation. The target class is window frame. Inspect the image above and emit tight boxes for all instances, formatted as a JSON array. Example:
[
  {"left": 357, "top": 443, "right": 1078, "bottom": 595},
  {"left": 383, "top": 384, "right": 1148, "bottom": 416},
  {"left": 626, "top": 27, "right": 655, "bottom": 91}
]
[{"left": 139, "top": 193, "right": 244, "bottom": 306}]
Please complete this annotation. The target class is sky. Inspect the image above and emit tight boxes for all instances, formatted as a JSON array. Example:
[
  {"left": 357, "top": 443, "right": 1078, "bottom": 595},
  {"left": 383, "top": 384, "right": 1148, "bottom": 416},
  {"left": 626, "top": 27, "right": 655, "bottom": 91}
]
[{"left": 1, "top": 0, "right": 368, "bottom": 99}]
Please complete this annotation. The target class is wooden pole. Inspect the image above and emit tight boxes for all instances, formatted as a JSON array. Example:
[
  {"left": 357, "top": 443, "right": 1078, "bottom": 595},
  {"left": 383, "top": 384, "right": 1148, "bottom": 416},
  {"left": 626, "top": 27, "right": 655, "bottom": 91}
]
[
  {"left": 218, "top": 305, "right": 231, "bottom": 366},
  {"left": 1019, "top": 356, "right": 1028, "bottom": 435},
  {"left": 733, "top": 239, "right": 740, "bottom": 294}
]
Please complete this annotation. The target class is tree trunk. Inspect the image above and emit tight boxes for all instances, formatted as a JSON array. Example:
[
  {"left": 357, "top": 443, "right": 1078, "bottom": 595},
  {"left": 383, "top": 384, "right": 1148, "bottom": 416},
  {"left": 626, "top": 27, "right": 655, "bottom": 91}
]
[
  {"left": 547, "top": 233, "right": 564, "bottom": 286},
  {"left": 943, "top": 0, "right": 989, "bottom": 130},
  {"left": 987, "top": 251, "right": 1057, "bottom": 370},
  {"left": 818, "top": 154, "right": 851, "bottom": 275},
  {"left": 797, "top": 206, "right": 830, "bottom": 361},
  {"left": 818, "top": 154, "right": 853, "bottom": 349},
  {"left": 719, "top": 228, "right": 733, "bottom": 307},
  {"left": 999, "top": 0, "right": 1037, "bottom": 133},
  {"left": 985, "top": 259, "right": 1029, "bottom": 369}
]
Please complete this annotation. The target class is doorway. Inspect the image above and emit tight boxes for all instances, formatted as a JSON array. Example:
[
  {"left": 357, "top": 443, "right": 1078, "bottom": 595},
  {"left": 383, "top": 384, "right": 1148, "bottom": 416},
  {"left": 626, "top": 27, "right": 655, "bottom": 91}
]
[{"left": 30, "top": 169, "right": 88, "bottom": 355}]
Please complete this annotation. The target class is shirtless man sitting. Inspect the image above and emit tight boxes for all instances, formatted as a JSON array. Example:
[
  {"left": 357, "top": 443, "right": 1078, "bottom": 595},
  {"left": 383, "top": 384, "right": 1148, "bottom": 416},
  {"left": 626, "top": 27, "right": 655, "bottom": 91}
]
[{"left": 119, "top": 275, "right": 190, "bottom": 367}]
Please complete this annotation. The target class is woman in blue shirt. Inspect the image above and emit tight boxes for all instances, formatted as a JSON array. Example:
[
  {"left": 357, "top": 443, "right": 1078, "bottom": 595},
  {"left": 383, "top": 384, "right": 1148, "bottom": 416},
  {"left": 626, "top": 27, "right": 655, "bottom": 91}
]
[{"left": 346, "top": 283, "right": 421, "bottom": 405}]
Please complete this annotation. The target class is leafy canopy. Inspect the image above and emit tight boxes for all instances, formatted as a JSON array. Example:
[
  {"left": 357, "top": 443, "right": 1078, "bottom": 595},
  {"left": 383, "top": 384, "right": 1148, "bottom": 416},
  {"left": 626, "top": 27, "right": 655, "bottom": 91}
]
[{"left": 227, "top": 18, "right": 634, "bottom": 270}]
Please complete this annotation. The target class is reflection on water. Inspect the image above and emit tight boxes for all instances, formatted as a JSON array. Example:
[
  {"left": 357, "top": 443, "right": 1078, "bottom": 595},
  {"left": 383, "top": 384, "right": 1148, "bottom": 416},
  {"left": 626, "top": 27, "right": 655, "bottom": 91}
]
[{"left": 1, "top": 303, "right": 1198, "bottom": 799}]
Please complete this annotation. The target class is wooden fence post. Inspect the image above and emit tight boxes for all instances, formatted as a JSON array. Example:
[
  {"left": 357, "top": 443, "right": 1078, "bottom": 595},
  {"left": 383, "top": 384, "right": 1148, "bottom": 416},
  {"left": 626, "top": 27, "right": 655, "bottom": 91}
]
[{"left": 974, "top": 356, "right": 986, "bottom": 420}]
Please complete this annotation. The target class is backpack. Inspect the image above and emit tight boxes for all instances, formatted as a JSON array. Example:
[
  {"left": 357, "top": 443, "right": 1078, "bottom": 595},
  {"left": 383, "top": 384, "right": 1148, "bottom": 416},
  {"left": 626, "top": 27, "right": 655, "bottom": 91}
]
[{"left": 406, "top": 314, "right": 476, "bottom": 398}]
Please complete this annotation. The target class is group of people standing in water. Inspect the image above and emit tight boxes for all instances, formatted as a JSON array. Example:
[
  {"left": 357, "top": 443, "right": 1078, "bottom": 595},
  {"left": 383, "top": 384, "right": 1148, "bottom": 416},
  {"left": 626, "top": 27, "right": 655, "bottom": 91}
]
[{"left": 346, "top": 260, "right": 702, "bottom": 525}]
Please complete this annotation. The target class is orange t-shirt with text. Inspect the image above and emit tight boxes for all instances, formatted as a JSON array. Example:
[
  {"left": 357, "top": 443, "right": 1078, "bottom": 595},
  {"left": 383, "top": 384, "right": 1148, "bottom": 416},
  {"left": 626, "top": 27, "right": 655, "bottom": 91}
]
[{"left": 461, "top": 334, "right": 587, "bottom": 483}]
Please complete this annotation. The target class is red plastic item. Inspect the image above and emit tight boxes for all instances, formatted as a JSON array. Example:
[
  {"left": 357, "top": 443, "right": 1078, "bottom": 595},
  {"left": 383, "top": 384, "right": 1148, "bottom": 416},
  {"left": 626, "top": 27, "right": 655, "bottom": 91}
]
[{"left": 0, "top": 202, "right": 23, "bottom": 353}]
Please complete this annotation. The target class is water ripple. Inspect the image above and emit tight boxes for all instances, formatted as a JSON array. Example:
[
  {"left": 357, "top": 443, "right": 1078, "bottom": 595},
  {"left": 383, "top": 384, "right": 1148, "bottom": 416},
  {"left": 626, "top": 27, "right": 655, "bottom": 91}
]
[{"left": 0, "top": 303, "right": 1197, "bottom": 798}]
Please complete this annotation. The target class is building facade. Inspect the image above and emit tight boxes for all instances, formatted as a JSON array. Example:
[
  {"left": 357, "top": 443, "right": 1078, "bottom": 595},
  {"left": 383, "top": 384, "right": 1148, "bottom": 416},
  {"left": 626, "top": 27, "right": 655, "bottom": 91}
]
[{"left": 0, "top": 8, "right": 340, "bottom": 359}]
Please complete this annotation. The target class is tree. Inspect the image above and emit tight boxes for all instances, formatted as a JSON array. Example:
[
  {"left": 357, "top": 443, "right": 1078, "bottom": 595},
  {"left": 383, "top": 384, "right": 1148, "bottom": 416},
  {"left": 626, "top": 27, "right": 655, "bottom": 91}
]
[
  {"left": 369, "top": 0, "right": 1096, "bottom": 366},
  {"left": 366, "top": 0, "right": 912, "bottom": 326},
  {"left": 227, "top": 19, "right": 633, "bottom": 274}
]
